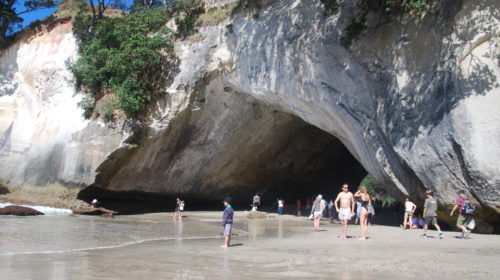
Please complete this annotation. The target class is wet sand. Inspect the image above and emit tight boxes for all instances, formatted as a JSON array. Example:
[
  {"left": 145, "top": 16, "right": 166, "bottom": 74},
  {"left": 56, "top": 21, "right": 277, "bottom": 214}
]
[{"left": 2, "top": 211, "right": 500, "bottom": 279}]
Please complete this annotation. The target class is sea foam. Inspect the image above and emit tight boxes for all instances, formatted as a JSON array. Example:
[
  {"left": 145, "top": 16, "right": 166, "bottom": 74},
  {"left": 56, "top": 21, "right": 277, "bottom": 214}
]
[{"left": 0, "top": 202, "right": 72, "bottom": 215}]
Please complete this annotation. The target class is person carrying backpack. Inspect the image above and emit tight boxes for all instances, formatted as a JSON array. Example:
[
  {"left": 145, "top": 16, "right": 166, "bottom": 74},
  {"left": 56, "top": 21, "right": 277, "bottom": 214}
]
[{"left": 450, "top": 190, "right": 475, "bottom": 239}]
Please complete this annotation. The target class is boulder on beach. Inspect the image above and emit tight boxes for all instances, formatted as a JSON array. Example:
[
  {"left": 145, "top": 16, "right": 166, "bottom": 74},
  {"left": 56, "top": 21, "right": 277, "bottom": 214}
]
[
  {"left": 0, "top": 205, "right": 44, "bottom": 216},
  {"left": 247, "top": 211, "right": 267, "bottom": 219},
  {"left": 73, "top": 207, "right": 118, "bottom": 216}
]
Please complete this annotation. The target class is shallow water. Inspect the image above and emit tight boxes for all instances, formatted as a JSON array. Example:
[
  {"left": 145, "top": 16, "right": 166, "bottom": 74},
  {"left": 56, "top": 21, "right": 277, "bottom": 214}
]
[
  {"left": 0, "top": 214, "right": 224, "bottom": 256},
  {"left": 2, "top": 212, "right": 499, "bottom": 280}
]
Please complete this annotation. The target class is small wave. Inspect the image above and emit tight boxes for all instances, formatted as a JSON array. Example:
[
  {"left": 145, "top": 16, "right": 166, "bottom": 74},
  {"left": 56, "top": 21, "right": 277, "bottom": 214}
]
[
  {"left": 0, "top": 202, "right": 72, "bottom": 215},
  {"left": 0, "top": 236, "right": 221, "bottom": 257}
]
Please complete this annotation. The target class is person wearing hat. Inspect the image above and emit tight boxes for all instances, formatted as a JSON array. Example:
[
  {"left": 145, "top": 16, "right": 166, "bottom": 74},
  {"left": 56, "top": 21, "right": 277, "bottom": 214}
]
[
  {"left": 311, "top": 194, "right": 326, "bottom": 232},
  {"left": 421, "top": 190, "right": 443, "bottom": 239},
  {"left": 450, "top": 190, "right": 472, "bottom": 239},
  {"left": 221, "top": 197, "right": 234, "bottom": 247}
]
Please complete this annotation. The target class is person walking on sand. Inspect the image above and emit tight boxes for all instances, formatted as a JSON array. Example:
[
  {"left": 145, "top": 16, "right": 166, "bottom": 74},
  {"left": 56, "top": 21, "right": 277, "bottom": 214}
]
[
  {"left": 221, "top": 197, "right": 234, "bottom": 248},
  {"left": 328, "top": 199, "right": 336, "bottom": 223},
  {"left": 402, "top": 198, "right": 417, "bottom": 229},
  {"left": 421, "top": 190, "right": 443, "bottom": 239},
  {"left": 277, "top": 199, "right": 284, "bottom": 215},
  {"left": 252, "top": 193, "right": 260, "bottom": 211},
  {"left": 174, "top": 197, "right": 182, "bottom": 221},
  {"left": 354, "top": 185, "right": 372, "bottom": 240},
  {"left": 450, "top": 190, "right": 474, "bottom": 239},
  {"left": 311, "top": 195, "right": 326, "bottom": 232},
  {"left": 335, "top": 184, "right": 355, "bottom": 239},
  {"left": 296, "top": 199, "right": 302, "bottom": 216}
]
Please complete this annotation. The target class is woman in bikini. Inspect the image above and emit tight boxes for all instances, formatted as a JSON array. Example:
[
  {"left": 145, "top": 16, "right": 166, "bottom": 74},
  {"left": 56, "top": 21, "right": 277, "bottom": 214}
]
[{"left": 354, "top": 185, "right": 372, "bottom": 240}]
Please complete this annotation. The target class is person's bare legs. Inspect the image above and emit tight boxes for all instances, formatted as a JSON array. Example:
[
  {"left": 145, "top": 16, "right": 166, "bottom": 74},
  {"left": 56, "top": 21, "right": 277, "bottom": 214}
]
[
  {"left": 408, "top": 215, "right": 413, "bottom": 229},
  {"left": 422, "top": 223, "right": 429, "bottom": 237},
  {"left": 359, "top": 209, "right": 366, "bottom": 240},
  {"left": 360, "top": 209, "right": 369, "bottom": 240},
  {"left": 403, "top": 213, "right": 408, "bottom": 229},
  {"left": 314, "top": 216, "right": 320, "bottom": 231},
  {"left": 221, "top": 235, "right": 231, "bottom": 248},
  {"left": 341, "top": 219, "right": 348, "bottom": 239}
]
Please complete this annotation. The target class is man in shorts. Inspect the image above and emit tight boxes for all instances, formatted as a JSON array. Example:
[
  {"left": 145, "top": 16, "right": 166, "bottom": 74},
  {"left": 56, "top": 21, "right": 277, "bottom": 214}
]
[
  {"left": 221, "top": 197, "right": 234, "bottom": 248},
  {"left": 421, "top": 190, "right": 443, "bottom": 239},
  {"left": 335, "top": 184, "right": 355, "bottom": 239},
  {"left": 450, "top": 190, "right": 473, "bottom": 239}
]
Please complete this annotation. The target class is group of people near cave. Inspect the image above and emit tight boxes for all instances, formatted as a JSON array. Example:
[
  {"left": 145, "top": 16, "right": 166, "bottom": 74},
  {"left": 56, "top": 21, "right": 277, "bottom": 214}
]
[{"left": 174, "top": 184, "right": 475, "bottom": 247}]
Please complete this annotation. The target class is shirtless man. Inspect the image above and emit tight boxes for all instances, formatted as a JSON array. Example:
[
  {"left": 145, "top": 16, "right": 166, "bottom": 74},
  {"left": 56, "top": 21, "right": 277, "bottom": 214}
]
[{"left": 335, "top": 184, "right": 355, "bottom": 239}]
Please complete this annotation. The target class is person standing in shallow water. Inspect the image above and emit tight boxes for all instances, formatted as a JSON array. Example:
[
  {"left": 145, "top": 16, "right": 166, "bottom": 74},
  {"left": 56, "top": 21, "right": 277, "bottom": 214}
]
[
  {"left": 335, "top": 184, "right": 355, "bottom": 239},
  {"left": 221, "top": 197, "right": 234, "bottom": 248},
  {"left": 174, "top": 197, "right": 182, "bottom": 221},
  {"left": 354, "top": 185, "right": 371, "bottom": 240}
]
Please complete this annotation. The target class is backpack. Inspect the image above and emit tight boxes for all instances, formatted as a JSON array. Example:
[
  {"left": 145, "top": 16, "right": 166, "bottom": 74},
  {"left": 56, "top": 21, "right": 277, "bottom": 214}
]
[{"left": 463, "top": 199, "right": 475, "bottom": 215}]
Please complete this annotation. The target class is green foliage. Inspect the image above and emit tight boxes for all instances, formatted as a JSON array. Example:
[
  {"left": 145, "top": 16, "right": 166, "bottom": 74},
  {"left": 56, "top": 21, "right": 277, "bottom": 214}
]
[
  {"left": 321, "top": 0, "right": 339, "bottom": 17},
  {"left": 339, "top": 16, "right": 366, "bottom": 48},
  {"left": 382, "top": 196, "right": 396, "bottom": 208},
  {"left": 77, "top": 94, "right": 96, "bottom": 119},
  {"left": 360, "top": 174, "right": 387, "bottom": 197},
  {"left": 196, "top": 2, "right": 239, "bottom": 27},
  {"left": 54, "top": 0, "right": 87, "bottom": 18},
  {"left": 0, "top": 0, "right": 56, "bottom": 48},
  {"left": 69, "top": 8, "right": 172, "bottom": 118},
  {"left": 96, "top": 96, "right": 117, "bottom": 122},
  {"left": 339, "top": 0, "right": 434, "bottom": 49},
  {"left": 384, "top": 0, "right": 429, "bottom": 14}
]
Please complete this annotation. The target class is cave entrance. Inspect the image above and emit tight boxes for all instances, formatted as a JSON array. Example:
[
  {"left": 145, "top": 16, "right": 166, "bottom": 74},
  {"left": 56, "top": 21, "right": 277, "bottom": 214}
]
[
  {"left": 79, "top": 112, "right": 368, "bottom": 213},
  {"left": 239, "top": 116, "right": 367, "bottom": 209}
]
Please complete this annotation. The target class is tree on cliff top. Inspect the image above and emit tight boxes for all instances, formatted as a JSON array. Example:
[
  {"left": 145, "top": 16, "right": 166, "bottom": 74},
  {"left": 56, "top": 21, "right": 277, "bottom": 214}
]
[{"left": 0, "top": 0, "right": 56, "bottom": 47}]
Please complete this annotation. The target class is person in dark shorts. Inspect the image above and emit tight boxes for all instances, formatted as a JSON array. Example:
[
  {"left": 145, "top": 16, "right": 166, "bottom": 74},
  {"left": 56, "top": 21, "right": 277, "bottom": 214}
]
[
  {"left": 450, "top": 190, "right": 473, "bottom": 239},
  {"left": 421, "top": 190, "right": 443, "bottom": 239},
  {"left": 221, "top": 197, "right": 234, "bottom": 248}
]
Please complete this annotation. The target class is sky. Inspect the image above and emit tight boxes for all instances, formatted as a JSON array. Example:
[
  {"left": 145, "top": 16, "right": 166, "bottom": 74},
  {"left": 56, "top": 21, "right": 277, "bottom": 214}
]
[
  {"left": 13, "top": 1, "right": 58, "bottom": 30},
  {"left": 11, "top": 0, "right": 135, "bottom": 34}
]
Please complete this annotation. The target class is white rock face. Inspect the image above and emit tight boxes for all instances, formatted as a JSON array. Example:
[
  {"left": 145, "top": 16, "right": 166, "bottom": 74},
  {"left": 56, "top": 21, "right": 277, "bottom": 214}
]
[
  {"left": 0, "top": 1, "right": 498, "bottom": 225},
  {"left": 0, "top": 22, "right": 125, "bottom": 187}
]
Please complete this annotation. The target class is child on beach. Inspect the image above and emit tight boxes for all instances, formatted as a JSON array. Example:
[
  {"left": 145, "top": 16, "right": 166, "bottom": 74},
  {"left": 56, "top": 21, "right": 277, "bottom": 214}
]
[
  {"left": 311, "top": 195, "right": 326, "bottom": 232},
  {"left": 221, "top": 197, "right": 234, "bottom": 248}
]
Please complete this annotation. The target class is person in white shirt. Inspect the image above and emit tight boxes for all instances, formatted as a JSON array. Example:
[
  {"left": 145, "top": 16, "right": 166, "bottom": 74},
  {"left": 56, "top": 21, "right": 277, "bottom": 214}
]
[{"left": 402, "top": 198, "right": 417, "bottom": 229}]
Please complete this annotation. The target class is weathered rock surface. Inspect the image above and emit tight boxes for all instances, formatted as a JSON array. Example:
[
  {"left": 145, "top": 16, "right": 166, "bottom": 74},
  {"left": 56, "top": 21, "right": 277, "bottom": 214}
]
[
  {"left": 247, "top": 211, "right": 267, "bottom": 219},
  {"left": 0, "top": 1, "right": 498, "bottom": 228},
  {"left": 0, "top": 205, "right": 44, "bottom": 216},
  {"left": 72, "top": 207, "right": 118, "bottom": 216},
  {"left": 0, "top": 21, "right": 126, "bottom": 188}
]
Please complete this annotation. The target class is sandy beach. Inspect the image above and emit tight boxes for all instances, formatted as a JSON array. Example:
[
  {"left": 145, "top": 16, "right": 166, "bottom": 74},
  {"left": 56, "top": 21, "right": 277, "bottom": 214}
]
[{"left": 2, "top": 211, "right": 499, "bottom": 280}]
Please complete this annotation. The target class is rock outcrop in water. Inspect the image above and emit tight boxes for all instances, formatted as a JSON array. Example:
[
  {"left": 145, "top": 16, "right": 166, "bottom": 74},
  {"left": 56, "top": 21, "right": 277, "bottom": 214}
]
[
  {"left": 0, "top": 1, "right": 498, "bottom": 228},
  {"left": 0, "top": 205, "right": 44, "bottom": 216}
]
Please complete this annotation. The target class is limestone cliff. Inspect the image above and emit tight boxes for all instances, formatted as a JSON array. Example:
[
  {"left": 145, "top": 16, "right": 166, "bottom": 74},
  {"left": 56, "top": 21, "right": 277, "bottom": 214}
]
[
  {"left": 0, "top": 0, "right": 498, "bottom": 228},
  {"left": 0, "top": 20, "right": 125, "bottom": 188}
]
